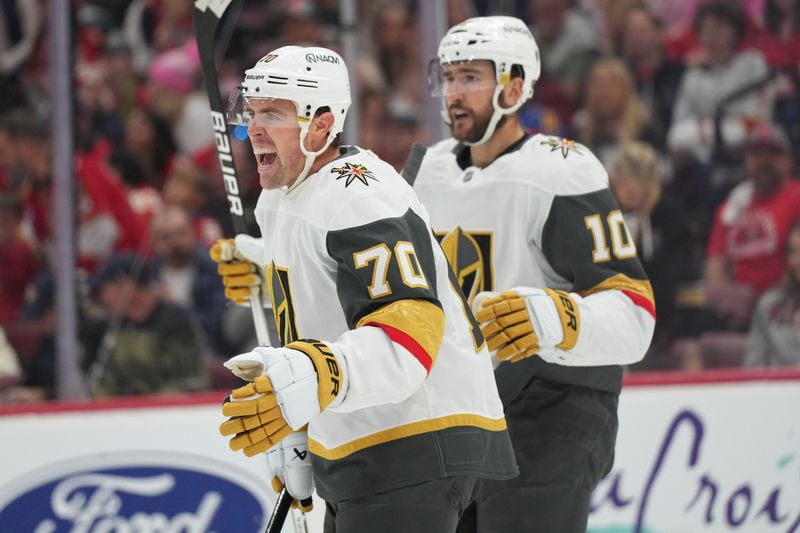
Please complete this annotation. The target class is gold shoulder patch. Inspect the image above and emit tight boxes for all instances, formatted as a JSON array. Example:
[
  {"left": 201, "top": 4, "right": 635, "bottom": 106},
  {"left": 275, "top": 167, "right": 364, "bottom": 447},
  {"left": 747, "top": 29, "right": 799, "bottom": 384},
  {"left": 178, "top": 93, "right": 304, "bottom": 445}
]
[
  {"left": 331, "top": 162, "right": 378, "bottom": 187},
  {"left": 540, "top": 136, "right": 584, "bottom": 159}
]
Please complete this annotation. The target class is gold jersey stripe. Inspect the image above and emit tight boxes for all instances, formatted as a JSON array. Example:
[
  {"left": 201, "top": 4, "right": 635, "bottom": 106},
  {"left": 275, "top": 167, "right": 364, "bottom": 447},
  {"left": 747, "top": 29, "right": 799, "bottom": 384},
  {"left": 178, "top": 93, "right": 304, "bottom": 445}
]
[
  {"left": 579, "top": 274, "right": 656, "bottom": 312},
  {"left": 356, "top": 299, "right": 445, "bottom": 367},
  {"left": 309, "top": 413, "right": 508, "bottom": 460}
]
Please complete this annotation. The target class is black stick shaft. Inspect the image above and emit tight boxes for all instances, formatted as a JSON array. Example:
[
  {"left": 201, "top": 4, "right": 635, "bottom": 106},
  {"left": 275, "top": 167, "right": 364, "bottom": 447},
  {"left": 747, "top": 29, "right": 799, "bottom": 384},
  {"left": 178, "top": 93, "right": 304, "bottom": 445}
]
[
  {"left": 401, "top": 142, "right": 428, "bottom": 186},
  {"left": 266, "top": 488, "right": 294, "bottom": 533}
]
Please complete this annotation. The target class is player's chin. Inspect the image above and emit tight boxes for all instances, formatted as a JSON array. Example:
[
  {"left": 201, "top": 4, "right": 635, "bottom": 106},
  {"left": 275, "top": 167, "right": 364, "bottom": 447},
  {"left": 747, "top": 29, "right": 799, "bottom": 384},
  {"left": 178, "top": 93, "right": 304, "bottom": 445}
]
[
  {"left": 449, "top": 121, "right": 471, "bottom": 140},
  {"left": 258, "top": 169, "right": 282, "bottom": 190},
  {"left": 452, "top": 126, "right": 479, "bottom": 144}
]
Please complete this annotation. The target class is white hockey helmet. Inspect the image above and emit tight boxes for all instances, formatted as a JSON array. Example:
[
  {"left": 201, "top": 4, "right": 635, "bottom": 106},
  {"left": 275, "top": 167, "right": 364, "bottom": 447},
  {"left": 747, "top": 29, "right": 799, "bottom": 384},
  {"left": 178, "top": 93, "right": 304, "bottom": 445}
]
[
  {"left": 430, "top": 16, "right": 541, "bottom": 145},
  {"left": 228, "top": 46, "right": 351, "bottom": 191}
]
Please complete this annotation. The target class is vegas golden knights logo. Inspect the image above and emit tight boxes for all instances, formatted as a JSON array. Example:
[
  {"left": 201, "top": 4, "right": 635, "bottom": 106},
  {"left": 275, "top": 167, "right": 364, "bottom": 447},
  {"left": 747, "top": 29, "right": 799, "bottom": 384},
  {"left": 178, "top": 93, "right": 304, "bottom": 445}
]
[
  {"left": 266, "top": 262, "right": 299, "bottom": 345},
  {"left": 435, "top": 227, "right": 493, "bottom": 305}
]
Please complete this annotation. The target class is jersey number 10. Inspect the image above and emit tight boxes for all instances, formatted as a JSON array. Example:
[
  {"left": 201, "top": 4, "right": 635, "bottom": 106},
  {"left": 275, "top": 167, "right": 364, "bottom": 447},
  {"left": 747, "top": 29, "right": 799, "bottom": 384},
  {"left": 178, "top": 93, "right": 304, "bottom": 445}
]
[{"left": 584, "top": 210, "right": 637, "bottom": 263}]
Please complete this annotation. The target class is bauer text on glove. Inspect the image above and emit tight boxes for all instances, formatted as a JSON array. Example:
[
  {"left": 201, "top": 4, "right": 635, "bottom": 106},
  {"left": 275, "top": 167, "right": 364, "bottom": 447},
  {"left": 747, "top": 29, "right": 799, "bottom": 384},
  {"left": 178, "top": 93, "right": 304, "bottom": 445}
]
[
  {"left": 475, "top": 287, "right": 580, "bottom": 363},
  {"left": 220, "top": 340, "right": 348, "bottom": 456}
]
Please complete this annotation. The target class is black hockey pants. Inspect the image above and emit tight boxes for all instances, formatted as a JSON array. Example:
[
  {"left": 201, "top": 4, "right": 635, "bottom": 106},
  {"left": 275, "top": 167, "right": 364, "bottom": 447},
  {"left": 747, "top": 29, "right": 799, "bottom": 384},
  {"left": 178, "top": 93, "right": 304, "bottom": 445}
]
[{"left": 456, "top": 377, "right": 619, "bottom": 533}]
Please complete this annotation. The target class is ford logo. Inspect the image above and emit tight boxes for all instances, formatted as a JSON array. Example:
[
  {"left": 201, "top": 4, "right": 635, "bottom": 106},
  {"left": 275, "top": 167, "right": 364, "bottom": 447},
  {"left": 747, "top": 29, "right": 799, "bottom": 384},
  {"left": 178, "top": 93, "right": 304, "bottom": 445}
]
[{"left": 0, "top": 451, "right": 269, "bottom": 532}]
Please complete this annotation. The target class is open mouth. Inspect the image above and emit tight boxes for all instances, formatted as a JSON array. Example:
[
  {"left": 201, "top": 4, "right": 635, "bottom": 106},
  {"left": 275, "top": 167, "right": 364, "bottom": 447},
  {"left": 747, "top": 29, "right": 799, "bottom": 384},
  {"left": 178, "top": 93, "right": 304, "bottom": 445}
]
[
  {"left": 253, "top": 147, "right": 277, "bottom": 168},
  {"left": 450, "top": 109, "right": 470, "bottom": 123}
]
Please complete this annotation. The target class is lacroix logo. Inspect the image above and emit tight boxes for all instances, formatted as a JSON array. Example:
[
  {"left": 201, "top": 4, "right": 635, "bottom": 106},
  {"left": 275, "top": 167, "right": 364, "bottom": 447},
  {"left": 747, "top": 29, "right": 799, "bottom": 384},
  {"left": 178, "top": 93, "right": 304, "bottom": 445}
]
[{"left": 0, "top": 452, "right": 269, "bottom": 532}]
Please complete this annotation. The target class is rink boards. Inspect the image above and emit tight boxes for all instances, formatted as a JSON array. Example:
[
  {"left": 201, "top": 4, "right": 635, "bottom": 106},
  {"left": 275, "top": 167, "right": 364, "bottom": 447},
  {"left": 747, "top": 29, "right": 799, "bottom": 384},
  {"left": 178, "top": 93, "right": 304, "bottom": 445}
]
[{"left": 0, "top": 371, "right": 798, "bottom": 533}]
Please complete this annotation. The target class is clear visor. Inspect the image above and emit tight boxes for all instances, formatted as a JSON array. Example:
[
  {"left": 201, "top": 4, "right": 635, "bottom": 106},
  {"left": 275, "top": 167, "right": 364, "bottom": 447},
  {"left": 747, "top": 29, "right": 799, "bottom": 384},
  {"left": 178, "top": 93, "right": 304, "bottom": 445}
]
[
  {"left": 427, "top": 59, "right": 497, "bottom": 97},
  {"left": 226, "top": 87, "right": 305, "bottom": 137}
]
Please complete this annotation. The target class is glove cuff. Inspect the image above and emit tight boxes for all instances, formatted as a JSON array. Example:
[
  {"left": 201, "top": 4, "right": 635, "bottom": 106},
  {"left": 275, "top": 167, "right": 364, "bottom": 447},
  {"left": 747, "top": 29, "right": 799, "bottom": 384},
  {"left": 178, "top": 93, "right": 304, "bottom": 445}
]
[
  {"left": 542, "top": 289, "right": 581, "bottom": 350},
  {"left": 286, "top": 339, "right": 348, "bottom": 411},
  {"left": 513, "top": 286, "right": 581, "bottom": 352}
]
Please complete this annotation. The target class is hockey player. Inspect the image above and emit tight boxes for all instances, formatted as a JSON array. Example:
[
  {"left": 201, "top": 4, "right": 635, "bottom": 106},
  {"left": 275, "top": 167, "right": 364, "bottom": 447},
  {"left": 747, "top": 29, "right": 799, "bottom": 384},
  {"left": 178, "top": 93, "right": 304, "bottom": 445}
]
[
  {"left": 210, "top": 45, "right": 518, "bottom": 532},
  {"left": 416, "top": 17, "right": 656, "bottom": 533}
]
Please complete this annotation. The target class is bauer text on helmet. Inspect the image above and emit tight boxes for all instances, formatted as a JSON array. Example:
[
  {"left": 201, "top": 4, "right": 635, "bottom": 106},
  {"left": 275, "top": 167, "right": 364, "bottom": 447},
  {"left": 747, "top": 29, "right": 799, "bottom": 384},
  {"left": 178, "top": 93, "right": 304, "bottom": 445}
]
[
  {"left": 429, "top": 16, "right": 540, "bottom": 146},
  {"left": 227, "top": 46, "right": 352, "bottom": 191}
]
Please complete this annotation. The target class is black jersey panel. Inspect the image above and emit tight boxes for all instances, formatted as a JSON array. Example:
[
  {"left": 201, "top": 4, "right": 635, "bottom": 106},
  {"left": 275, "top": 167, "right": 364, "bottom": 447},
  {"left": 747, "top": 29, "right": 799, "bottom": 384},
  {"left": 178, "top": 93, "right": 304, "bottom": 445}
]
[
  {"left": 326, "top": 208, "right": 441, "bottom": 329},
  {"left": 542, "top": 189, "right": 649, "bottom": 293}
]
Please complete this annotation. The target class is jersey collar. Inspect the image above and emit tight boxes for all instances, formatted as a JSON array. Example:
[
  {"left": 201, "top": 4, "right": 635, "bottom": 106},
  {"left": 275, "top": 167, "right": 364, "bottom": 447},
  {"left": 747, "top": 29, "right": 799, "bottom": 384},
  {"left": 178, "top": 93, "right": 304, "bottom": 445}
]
[{"left": 452, "top": 132, "right": 530, "bottom": 170}]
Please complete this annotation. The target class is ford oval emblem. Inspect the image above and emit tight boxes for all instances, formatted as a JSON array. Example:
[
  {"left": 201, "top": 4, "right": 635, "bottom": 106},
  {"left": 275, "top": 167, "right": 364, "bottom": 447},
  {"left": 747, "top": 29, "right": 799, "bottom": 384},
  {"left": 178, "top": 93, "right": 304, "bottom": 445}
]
[{"left": 0, "top": 451, "right": 270, "bottom": 532}]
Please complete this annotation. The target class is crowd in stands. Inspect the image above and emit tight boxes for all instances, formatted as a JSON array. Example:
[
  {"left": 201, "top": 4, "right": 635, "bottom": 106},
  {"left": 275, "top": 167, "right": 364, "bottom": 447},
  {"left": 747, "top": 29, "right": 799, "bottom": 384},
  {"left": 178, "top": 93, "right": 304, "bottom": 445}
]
[{"left": 0, "top": 0, "right": 798, "bottom": 403}]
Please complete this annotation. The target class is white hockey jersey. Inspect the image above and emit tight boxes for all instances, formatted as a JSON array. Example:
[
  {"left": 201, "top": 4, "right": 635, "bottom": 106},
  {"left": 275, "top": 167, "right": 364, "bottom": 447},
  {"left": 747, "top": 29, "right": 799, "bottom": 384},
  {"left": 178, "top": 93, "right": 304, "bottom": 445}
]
[
  {"left": 414, "top": 134, "right": 656, "bottom": 402},
  {"left": 253, "top": 146, "right": 517, "bottom": 501}
]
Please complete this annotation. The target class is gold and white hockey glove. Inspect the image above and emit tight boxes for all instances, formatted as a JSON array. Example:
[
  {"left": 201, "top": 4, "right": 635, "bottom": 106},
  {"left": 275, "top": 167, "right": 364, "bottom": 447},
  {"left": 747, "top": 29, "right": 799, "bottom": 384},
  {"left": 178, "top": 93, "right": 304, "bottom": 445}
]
[
  {"left": 220, "top": 340, "right": 348, "bottom": 456},
  {"left": 267, "top": 430, "right": 314, "bottom": 513},
  {"left": 210, "top": 235, "right": 267, "bottom": 305},
  {"left": 475, "top": 287, "right": 580, "bottom": 363}
]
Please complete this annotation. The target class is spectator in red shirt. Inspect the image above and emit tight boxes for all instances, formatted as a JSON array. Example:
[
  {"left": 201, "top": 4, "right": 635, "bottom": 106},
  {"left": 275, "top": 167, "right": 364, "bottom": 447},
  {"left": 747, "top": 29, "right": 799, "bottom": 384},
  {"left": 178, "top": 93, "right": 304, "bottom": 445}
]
[
  {"left": 0, "top": 192, "right": 39, "bottom": 321},
  {"left": 706, "top": 121, "right": 800, "bottom": 294},
  {"left": 752, "top": 0, "right": 800, "bottom": 69},
  {"left": 9, "top": 115, "right": 146, "bottom": 272}
]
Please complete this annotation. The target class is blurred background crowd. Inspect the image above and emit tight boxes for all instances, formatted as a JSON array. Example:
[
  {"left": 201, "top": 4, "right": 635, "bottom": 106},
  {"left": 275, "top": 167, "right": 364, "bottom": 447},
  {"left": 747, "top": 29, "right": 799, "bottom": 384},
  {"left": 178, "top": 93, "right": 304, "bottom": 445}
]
[{"left": 0, "top": 0, "right": 798, "bottom": 403}]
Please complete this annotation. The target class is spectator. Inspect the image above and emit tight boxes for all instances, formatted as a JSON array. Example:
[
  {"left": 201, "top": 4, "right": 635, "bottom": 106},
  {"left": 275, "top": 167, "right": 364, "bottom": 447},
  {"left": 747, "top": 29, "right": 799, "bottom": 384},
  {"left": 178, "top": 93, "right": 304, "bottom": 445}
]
[
  {"left": 9, "top": 114, "right": 146, "bottom": 272},
  {"left": 757, "top": 0, "right": 800, "bottom": 154},
  {"left": 751, "top": 0, "right": 800, "bottom": 68},
  {"left": 375, "top": 102, "right": 421, "bottom": 171},
  {"left": 0, "top": 192, "right": 39, "bottom": 321},
  {"left": 573, "top": 57, "right": 659, "bottom": 165},
  {"left": 89, "top": 252, "right": 209, "bottom": 397},
  {"left": 367, "top": 1, "right": 425, "bottom": 132},
  {"left": 745, "top": 221, "right": 800, "bottom": 366},
  {"left": 622, "top": 7, "right": 686, "bottom": 139},
  {"left": 108, "top": 148, "right": 164, "bottom": 231},
  {"left": 589, "top": 0, "right": 642, "bottom": 55},
  {"left": 123, "top": 106, "right": 177, "bottom": 187},
  {"left": 668, "top": 0, "right": 775, "bottom": 163},
  {"left": 0, "top": 0, "right": 42, "bottom": 114},
  {"left": 372, "top": 2, "right": 418, "bottom": 98},
  {"left": 706, "top": 121, "right": 800, "bottom": 295},
  {"left": 100, "top": 30, "right": 142, "bottom": 122},
  {"left": 149, "top": 206, "right": 228, "bottom": 354},
  {"left": 15, "top": 273, "right": 106, "bottom": 401},
  {"left": 529, "top": 0, "right": 599, "bottom": 111},
  {"left": 162, "top": 156, "right": 224, "bottom": 248},
  {"left": 146, "top": 41, "right": 214, "bottom": 156},
  {"left": 661, "top": 0, "right": 765, "bottom": 64},
  {"left": 608, "top": 142, "right": 704, "bottom": 365}
]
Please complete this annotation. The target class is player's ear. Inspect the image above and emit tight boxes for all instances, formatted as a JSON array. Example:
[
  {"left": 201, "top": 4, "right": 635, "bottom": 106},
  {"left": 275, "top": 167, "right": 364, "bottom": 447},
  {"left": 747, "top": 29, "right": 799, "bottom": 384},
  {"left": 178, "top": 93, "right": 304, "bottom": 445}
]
[
  {"left": 501, "top": 77, "right": 524, "bottom": 109},
  {"left": 308, "top": 110, "right": 335, "bottom": 150}
]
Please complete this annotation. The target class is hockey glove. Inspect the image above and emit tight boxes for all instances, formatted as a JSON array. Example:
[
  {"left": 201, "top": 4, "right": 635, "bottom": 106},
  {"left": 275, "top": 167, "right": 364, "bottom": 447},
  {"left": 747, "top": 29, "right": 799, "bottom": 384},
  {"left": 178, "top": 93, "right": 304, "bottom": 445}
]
[
  {"left": 210, "top": 235, "right": 267, "bottom": 305},
  {"left": 267, "top": 430, "right": 314, "bottom": 512},
  {"left": 220, "top": 340, "right": 347, "bottom": 456},
  {"left": 475, "top": 287, "right": 580, "bottom": 363}
]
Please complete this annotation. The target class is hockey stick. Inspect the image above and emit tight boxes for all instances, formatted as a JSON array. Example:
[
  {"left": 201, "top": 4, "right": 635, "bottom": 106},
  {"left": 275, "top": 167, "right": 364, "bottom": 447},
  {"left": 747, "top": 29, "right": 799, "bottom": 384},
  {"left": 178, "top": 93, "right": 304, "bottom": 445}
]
[
  {"left": 401, "top": 142, "right": 428, "bottom": 186},
  {"left": 266, "top": 489, "right": 294, "bottom": 533},
  {"left": 193, "top": 2, "right": 308, "bottom": 532},
  {"left": 266, "top": 489, "right": 312, "bottom": 533},
  {"left": 193, "top": 0, "right": 271, "bottom": 345}
]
